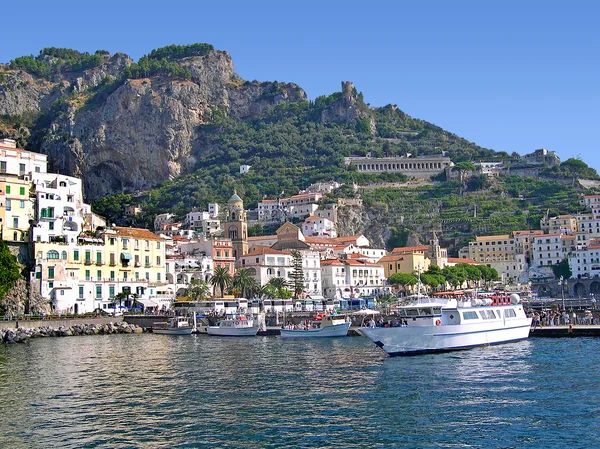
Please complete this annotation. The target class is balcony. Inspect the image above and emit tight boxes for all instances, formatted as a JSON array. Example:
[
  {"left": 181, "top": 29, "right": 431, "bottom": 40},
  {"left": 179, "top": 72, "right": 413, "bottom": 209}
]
[
  {"left": 84, "top": 260, "right": 93, "bottom": 266},
  {"left": 96, "top": 261, "right": 103, "bottom": 266}
]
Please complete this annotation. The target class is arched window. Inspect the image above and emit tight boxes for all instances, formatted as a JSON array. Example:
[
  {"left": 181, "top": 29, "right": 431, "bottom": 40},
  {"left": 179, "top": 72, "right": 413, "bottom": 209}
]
[
  {"left": 47, "top": 250, "right": 60, "bottom": 259},
  {"left": 228, "top": 225, "right": 238, "bottom": 240},
  {"left": 61, "top": 251, "right": 67, "bottom": 260}
]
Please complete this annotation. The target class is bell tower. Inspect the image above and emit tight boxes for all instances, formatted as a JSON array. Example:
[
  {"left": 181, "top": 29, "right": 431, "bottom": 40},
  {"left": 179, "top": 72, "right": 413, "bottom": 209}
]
[{"left": 223, "top": 190, "right": 248, "bottom": 259}]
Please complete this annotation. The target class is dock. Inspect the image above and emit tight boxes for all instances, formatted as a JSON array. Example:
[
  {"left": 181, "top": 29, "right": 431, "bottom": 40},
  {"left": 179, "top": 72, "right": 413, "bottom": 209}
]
[{"left": 529, "top": 325, "right": 600, "bottom": 337}]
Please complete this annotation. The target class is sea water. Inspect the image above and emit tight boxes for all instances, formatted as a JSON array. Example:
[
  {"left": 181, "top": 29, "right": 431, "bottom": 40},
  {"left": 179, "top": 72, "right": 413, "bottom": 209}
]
[{"left": 0, "top": 334, "right": 599, "bottom": 448}]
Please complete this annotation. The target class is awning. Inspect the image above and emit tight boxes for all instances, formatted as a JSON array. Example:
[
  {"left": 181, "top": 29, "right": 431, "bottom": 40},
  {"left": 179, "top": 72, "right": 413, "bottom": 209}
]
[
  {"left": 138, "top": 298, "right": 158, "bottom": 308},
  {"left": 121, "top": 253, "right": 132, "bottom": 260}
]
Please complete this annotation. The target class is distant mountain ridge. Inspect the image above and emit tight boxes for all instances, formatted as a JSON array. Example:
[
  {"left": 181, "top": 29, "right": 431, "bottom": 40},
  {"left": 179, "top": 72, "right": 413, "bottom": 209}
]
[{"left": 1, "top": 44, "right": 598, "bottom": 252}]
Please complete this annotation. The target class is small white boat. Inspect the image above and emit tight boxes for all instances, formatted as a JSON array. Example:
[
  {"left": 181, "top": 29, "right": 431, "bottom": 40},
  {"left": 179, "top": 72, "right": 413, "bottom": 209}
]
[
  {"left": 360, "top": 293, "right": 532, "bottom": 356},
  {"left": 206, "top": 314, "right": 258, "bottom": 337},
  {"left": 152, "top": 316, "right": 194, "bottom": 335},
  {"left": 280, "top": 314, "right": 351, "bottom": 339}
]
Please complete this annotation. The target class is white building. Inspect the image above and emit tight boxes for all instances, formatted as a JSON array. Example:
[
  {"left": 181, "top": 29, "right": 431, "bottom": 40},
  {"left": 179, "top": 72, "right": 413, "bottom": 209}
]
[
  {"left": 320, "top": 259, "right": 385, "bottom": 299},
  {"left": 532, "top": 233, "right": 576, "bottom": 268},
  {"left": 237, "top": 245, "right": 293, "bottom": 286},
  {"left": 0, "top": 138, "right": 48, "bottom": 177},
  {"left": 240, "top": 165, "right": 251, "bottom": 174},
  {"left": 154, "top": 213, "right": 174, "bottom": 231},
  {"left": 257, "top": 193, "right": 323, "bottom": 222},
  {"left": 166, "top": 255, "right": 214, "bottom": 293},
  {"left": 31, "top": 173, "right": 92, "bottom": 244},
  {"left": 208, "top": 203, "right": 219, "bottom": 218},
  {"left": 301, "top": 215, "right": 337, "bottom": 238},
  {"left": 568, "top": 242, "right": 600, "bottom": 280}
]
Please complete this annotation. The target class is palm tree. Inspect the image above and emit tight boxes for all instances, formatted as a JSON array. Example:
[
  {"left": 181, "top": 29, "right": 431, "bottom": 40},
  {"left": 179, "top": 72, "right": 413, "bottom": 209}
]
[
  {"left": 210, "top": 266, "right": 232, "bottom": 297},
  {"left": 185, "top": 279, "right": 211, "bottom": 301},
  {"left": 233, "top": 268, "right": 256, "bottom": 298}
]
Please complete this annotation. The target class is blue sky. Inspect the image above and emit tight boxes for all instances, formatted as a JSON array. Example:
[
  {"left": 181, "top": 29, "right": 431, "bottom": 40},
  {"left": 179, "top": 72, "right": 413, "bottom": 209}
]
[{"left": 3, "top": 0, "right": 599, "bottom": 172}]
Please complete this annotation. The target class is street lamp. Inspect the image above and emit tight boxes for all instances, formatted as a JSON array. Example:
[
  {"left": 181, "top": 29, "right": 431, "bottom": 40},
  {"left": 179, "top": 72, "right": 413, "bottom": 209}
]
[{"left": 558, "top": 276, "right": 565, "bottom": 312}]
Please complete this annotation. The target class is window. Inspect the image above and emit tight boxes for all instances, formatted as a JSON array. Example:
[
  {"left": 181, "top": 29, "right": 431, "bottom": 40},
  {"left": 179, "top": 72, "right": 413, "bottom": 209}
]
[
  {"left": 13, "top": 217, "right": 18, "bottom": 228},
  {"left": 156, "top": 241, "right": 161, "bottom": 249},
  {"left": 5, "top": 186, "right": 10, "bottom": 194},
  {"left": 135, "top": 272, "right": 139, "bottom": 280},
  {"left": 123, "top": 272, "right": 128, "bottom": 280},
  {"left": 47, "top": 250, "right": 59, "bottom": 259},
  {"left": 110, "top": 271, "right": 115, "bottom": 281},
  {"left": 85, "top": 251, "right": 91, "bottom": 264},
  {"left": 157, "top": 273, "right": 161, "bottom": 282},
  {"left": 61, "top": 251, "right": 67, "bottom": 260},
  {"left": 504, "top": 309, "right": 517, "bottom": 318},
  {"left": 96, "top": 252, "right": 102, "bottom": 264},
  {"left": 110, "top": 253, "right": 115, "bottom": 265},
  {"left": 48, "top": 267, "right": 55, "bottom": 279},
  {"left": 145, "top": 272, "right": 149, "bottom": 281},
  {"left": 85, "top": 270, "right": 90, "bottom": 281},
  {"left": 145, "top": 256, "right": 150, "bottom": 267},
  {"left": 463, "top": 311, "right": 479, "bottom": 320},
  {"left": 79, "top": 286, "right": 84, "bottom": 299},
  {"left": 19, "top": 200, "right": 24, "bottom": 209},
  {"left": 19, "top": 163, "right": 25, "bottom": 173},
  {"left": 96, "top": 285, "right": 102, "bottom": 299},
  {"left": 156, "top": 256, "right": 161, "bottom": 266},
  {"left": 109, "top": 286, "right": 115, "bottom": 298},
  {"left": 122, "top": 238, "right": 128, "bottom": 249},
  {"left": 49, "top": 222, "right": 54, "bottom": 231},
  {"left": 19, "top": 187, "right": 25, "bottom": 195},
  {"left": 5, "top": 199, "right": 10, "bottom": 211},
  {"left": 73, "top": 250, "right": 79, "bottom": 261},
  {"left": 97, "top": 270, "right": 102, "bottom": 280}
]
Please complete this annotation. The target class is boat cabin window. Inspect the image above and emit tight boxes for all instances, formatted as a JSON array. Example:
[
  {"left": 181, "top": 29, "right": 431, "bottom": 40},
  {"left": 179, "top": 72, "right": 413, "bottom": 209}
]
[
  {"left": 481, "top": 310, "right": 497, "bottom": 320},
  {"left": 504, "top": 309, "right": 517, "bottom": 318},
  {"left": 419, "top": 308, "right": 434, "bottom": 316},
  {"left": 462, "top": 311, "right": 479, "bottom": 320},
  {"left": 402, "top": 308, "right": 420, "bottom": 317}
]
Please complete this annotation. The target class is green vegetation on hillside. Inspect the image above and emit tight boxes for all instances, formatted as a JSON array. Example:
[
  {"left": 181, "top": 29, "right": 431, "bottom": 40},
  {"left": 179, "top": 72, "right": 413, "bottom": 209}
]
[{"left": 9, "top": 47, "right": 107, "bottom": 79}]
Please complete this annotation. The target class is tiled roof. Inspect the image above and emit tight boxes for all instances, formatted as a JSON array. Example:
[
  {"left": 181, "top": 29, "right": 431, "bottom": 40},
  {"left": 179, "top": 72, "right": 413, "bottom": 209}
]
[
  {"left": 391, "top": 245, "right": 429, "bottom": 253},
  {"left": 447, "top": 257, "right": 478, "bottom": 264},
  {"left": 377, "top": 254, "right": 404, "bottom": 263},
  {"left": 113, "top": 226, "right": 163, "bottom": 241},
  {"left": 244, "top": 245, "right": 290, "bottom": 256}
]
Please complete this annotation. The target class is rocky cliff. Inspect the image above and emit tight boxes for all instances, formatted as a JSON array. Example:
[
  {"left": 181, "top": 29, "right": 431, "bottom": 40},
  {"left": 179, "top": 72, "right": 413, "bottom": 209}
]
[{"left": 0, "top": 47, "right": 305, "bottom": 200}]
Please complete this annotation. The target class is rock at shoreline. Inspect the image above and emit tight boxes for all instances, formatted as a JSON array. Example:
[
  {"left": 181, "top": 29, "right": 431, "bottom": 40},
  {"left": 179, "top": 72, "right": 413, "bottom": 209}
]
[{"left": 0, "top": 322, "right": 146, "bottom": 344}]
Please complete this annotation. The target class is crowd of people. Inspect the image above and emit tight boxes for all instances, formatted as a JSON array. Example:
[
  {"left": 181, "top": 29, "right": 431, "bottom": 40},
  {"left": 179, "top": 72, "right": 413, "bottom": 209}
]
[{"left": 531, "top": 309, "right": 597, "bottom": 327}]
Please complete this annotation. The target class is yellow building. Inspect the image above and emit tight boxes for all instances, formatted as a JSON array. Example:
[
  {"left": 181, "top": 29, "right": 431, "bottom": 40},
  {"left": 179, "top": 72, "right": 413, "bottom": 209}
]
[
  {"left": 0, "top": 177, "right": 34, "bottom": 242},
  {"left": 32, "top": 226, "right": 167, "bottom": 314},
  {"left": 378, "top": 246, "right": 430, "bottom": 279}
]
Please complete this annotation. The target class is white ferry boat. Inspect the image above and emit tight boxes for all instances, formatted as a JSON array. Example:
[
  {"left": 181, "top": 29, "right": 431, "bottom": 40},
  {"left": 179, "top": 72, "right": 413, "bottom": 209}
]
[
  {"left": 206, "top": 314, "right": 258, "bottom": 337},
  {"left": 360, "top": 293, "right": 532, "bottom": 356},
  {"left": 280, "top": 314, "right": 351, "bottom": 339}
]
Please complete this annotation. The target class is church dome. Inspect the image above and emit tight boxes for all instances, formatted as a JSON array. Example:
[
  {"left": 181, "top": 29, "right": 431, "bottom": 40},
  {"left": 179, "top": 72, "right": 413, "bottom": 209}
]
[{"left": 228, "top": 190, "right": 243, "bottom": 204}]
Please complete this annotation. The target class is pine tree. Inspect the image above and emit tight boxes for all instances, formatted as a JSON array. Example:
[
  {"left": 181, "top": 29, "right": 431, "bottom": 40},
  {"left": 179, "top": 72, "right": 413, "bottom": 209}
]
[{"left": 290, "top": 250, "right": 305, "bottom": 299}]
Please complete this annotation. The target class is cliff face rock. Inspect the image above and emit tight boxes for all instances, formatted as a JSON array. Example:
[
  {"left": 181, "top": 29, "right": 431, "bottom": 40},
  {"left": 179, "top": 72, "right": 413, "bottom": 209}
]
[
  {"left": 34, "top": 49, "right": 306, "bottom": 200},
  {"left": 0, "top": 53, "right": 133, "bottom": 117},
  {"left": 0, "top": 70, "right": 60, "bottom": 116}
]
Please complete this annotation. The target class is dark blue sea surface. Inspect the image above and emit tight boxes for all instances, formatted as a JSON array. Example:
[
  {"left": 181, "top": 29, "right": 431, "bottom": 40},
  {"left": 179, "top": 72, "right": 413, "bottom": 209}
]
[{"left": 0, "top": 334, "right": 599, "bottom": 448}]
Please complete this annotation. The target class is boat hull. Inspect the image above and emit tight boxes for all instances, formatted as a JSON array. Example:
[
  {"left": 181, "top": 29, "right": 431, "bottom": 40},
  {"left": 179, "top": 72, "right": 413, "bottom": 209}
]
[
  {"left": 280, "top": 322, "right": 350, "bottom": 339},
  {"left": 206, "top": 326, "right": 258, "bottom": 337},
  {"left": 360, "top": 318, "right": 532, "bottom": 356},
  {"left": 152, "top": 326, "right": 194, "bottom": 335}
]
